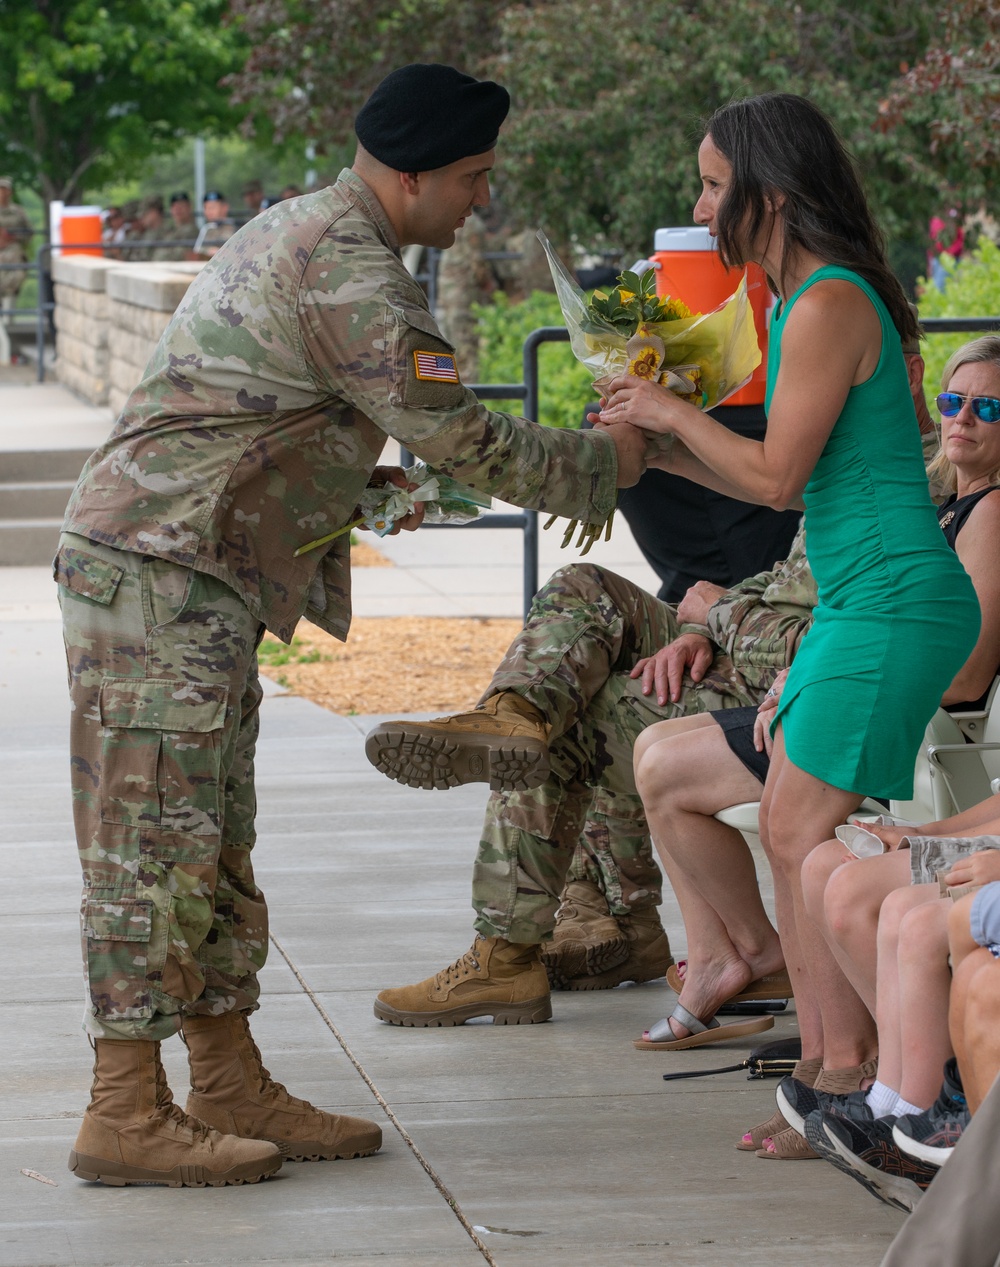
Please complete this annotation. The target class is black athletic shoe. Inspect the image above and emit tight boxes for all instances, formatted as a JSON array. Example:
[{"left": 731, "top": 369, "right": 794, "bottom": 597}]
[
  {"left": 777, "top": 1078, "right": 871, "bottom": 1137},
  {"left": 892, "top": 1057, "right": 968, "bottom": 1168},
  {"left": 812, "top": 1112, "right": 938, "bottom": 1213}
]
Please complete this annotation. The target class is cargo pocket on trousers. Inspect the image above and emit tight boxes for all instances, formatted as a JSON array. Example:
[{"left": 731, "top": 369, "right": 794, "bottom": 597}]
[
  {"left": 53, "top": 544, "right": 125, "bottom": 605},
  {"left": 82, "top": 897, "right": 154, "bottom": 1021},
  {"left": 99, "top": 678, "right": 229, "bottom": 835}
]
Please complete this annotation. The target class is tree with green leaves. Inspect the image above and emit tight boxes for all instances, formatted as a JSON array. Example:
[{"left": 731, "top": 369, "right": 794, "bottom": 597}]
[
  {"left": 226, "top": 0, "right": 964, "bottom": 265},
  {"left": 878, "top": 0, "right": 1000, "bottom": 187},
  {"left": 0, "top": 0, "right": 248, "bottom": 206}
]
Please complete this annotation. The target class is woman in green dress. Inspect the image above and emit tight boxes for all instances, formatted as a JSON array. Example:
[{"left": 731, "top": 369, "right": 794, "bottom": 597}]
[{"left": 599, "top": 93, "right": 980, "bottom": 1145}]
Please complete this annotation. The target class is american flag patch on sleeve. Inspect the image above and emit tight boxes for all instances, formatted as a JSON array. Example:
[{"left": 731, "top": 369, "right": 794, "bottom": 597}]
[{"left": 413, "top": 350, "right": 460, "bottom": 383}]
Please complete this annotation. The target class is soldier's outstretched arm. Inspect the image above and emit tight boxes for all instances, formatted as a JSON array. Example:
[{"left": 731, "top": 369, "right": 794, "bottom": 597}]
[{"left": 301, "top": 287, "right": 631, "bottom": 526}]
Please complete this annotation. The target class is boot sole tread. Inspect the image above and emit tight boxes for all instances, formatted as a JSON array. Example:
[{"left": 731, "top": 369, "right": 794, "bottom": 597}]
[
  {"left": 279, "top": 1143, "right": 382, "bottom": 1162},
  {"left": 373, "top": 998, "right": 552, "bottom": 1026},
  {"left": 68, "top": 1149, "right": 282, "bottom": 1187},
  {"left": 543, "top": 935, "right": 630, "bottom": 988},
  {"left": 365, "top": 727, "right": 548, "bottom": 791}
]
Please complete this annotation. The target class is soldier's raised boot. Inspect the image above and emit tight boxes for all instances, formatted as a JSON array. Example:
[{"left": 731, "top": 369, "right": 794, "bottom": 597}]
[
  {"left": 69, "top": 1038, "right": 282, "bottom": 1187},
  {"left": 183, "top": 1011, "right": 382, "bottom": 1161},
  {"left": 541, "top": 878, "right": 630, "bottom": 987},
  {"left": 365, "top": 691, "right": 549, "bottom": 791},
  {"left": 374, "top": 935, "right": 552, "bottom": 1026},
  {"left": 564, "top": 906, "right": 674, "bottom": 991}
]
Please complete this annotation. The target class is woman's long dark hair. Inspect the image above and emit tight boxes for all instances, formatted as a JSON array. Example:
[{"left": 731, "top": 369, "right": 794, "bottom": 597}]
[{"left": 706, "top": 93, "right": 919, "bottom": 346}]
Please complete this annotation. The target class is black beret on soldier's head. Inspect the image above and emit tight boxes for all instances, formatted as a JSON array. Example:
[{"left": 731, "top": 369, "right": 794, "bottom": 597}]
[{"left": 354, "top": 64, "right": 510, "bottom": 172}]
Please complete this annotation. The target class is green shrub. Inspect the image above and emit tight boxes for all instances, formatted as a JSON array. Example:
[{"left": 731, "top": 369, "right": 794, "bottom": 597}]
[
  {"left": 918, "top": 239, "right": 1000, "bottom": 393},
  {"left": 473, "top": 290, "right": 596, "bottom": 429}
]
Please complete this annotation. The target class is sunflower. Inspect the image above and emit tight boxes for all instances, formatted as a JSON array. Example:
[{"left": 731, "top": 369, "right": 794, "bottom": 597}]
[{"left": 627, "top": 346, "right": 662, "bottom": 379}]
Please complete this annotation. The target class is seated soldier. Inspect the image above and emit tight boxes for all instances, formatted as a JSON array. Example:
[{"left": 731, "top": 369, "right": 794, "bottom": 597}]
[{"left": 365, "top": 524, "right": 814, "bottom": 1024}]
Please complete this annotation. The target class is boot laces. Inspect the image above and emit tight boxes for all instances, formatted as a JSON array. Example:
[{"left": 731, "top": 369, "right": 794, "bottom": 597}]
[
  {"left": 152, "top": 1056, "right": 213, "bottom": 1142},
  {"left": 437, "top": 945, "right": 482, "bottom": 987},
  {"left": 239, "top": 1014, "right": 317, "bottom": 1113}
]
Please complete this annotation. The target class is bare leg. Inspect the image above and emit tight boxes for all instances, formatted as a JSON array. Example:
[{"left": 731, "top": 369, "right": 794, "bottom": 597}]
[
  {"left": 761, "top": 725, "right": 874, "bottom": 1070},
  {"left": 635, "top": 715, "right": 783, "bottom": 1035},
  {"left": 948, "top": 894, "right": 994, "bottom": 1110},
  {"left": 871, "top": 883, "right": 939, "bottom": 1093},
  {"left": 810, "top": 847, "right": 912, "bottom": 1013},
  {"left": 962, "top": 959, "right": 1000, "bottom": 1114},
  {"left": 896, "top": 898, "right": 955, "bottom": 1108}
]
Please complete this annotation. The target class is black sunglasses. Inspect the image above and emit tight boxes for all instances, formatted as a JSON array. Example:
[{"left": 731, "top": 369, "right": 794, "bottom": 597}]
[{"left": 936, "top": 392, "right": 1000, "bottom": 425}]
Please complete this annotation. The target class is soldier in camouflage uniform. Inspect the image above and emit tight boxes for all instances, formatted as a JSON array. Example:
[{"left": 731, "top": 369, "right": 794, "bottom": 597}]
[
  {"left": 0, "top": 176, "right": 32, "bottom": 313},
  {"left": 56, "top": 63, "right": 648, "bottom": 1188},
  {"left": 367, "top": 524, "right": 816, "bottom": 1025}
]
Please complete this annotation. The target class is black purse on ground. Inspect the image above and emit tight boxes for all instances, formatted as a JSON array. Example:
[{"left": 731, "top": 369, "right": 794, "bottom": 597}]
[{"left": 661, "top": 1036, "right": 802, "bottom": 1083}]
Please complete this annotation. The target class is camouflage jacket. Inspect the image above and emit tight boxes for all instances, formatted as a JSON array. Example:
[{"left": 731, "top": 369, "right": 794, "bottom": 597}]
[
  {"left": 0, "top": 202, "right": 32, "bottom": 260},
  {"left": 64, "top": 169, "right": 618, "bottom": 642},
  {"left": 690, "top": 523, "right": 816, "bottom": 693}
]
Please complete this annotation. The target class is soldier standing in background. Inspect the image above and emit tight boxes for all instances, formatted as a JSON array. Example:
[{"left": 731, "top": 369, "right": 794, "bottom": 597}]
[
  {"left": 56, "top": 62, "right": 647, "bottom": 1190},
  {"left": 0, "top": 176, "right": 33, "bottom": 318},
  {"left": 435, "top": 209, "right": 495, "bottom": 384},
  {"left": 192, "top": 190, "right": 236, "bottom": 258},
  {"left": 157, "top": 192, "right": 197, "bottom": 260},
  {"left": 241, "top": 179, "right": 266, "bottom": 218}
]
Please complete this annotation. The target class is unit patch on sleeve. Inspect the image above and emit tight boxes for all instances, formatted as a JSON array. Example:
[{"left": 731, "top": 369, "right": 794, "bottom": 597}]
[{"left": 413, "top": 351, "right": 460, "bottom": 383}]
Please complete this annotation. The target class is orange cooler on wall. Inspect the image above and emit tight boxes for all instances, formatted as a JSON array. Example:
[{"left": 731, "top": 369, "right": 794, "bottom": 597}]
[
  {"left": 60, "top": 207, "right": 103, "bottom": 256},
  {"left": 651, "top": 226, "right": 771, "bottom": 407}
]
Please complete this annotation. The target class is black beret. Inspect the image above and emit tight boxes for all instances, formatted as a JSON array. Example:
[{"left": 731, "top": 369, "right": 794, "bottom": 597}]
[{"left": 355, "top": 63, "right": 510, "bottom": 172}]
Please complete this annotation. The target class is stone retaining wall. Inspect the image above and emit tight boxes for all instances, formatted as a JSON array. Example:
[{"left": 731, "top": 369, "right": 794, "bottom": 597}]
[
  {"left": 51, "top": 256, "right": 205, "bottom": 414},
  {"left": 51, "top": 256, "right": 118, "bottom": 405}
]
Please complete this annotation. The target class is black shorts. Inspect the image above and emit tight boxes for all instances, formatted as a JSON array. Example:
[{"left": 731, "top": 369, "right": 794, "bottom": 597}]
[{"left": 713, "top": 705, "right": 769, "bottom": 786}]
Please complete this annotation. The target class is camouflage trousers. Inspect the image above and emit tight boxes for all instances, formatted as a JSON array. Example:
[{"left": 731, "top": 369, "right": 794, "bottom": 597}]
[
  {"left": 56, "top": 533, "right": 267, "bottom": 1041},
  {"left": 471, "top": 563, "right": 757, "bottom": 943},
  {"left": 0, "top": 244, "right": 27, "bottom": 298}
]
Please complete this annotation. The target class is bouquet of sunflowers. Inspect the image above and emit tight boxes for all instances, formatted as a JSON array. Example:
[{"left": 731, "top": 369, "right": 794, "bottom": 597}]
[{"left": 539, "top": 231, "right": 763, "bottom": 553}]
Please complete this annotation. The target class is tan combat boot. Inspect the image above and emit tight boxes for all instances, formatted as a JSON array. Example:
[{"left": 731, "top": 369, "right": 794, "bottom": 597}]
[
  {"left": 365, "top": 691, "right": 550, "bottom": 791},
  {"left": 541, "top": 879, "right": 630, "bottom": 988},
  {"left": 374, "top": 935, "right": 552, "bottom": 1026},
  {"left": 69, "top": 1038, "right": 282, "bottom": 1187},
  {"left": 564, "top": 906, "right": 674, "bottom": 991},
  {"left": 183, "top": 1011, "right": 382, "bottom": 1162}
]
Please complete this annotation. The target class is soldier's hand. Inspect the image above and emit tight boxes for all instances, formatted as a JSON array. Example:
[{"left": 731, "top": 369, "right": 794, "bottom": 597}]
[
  {"left": 677, "top": 580, "right": 728, "bottom": 626},
  {"left": 630, "top": 633, "right": 713, "bottom": 705},
  {"left": 369, "top": 465, "right": 426, "bottom": 533},
  {"left": 603, "top": 422, "right": 647, "bottom": 488}
]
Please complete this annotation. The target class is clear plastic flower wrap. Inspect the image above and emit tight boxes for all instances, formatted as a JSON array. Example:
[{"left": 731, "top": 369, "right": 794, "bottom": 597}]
[
  {"left": 294, "top": 463, "right": 491, "bottom": 556},
  {"left": 538, "top": 230, "right": 763, "bottom": 553}
]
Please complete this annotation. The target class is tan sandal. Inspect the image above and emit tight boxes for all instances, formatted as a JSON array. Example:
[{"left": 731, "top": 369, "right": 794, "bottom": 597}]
[
  {"left": 755, "top": 1126, "right": 821, "bottom": 1160},
  {"left": 735, "top": 1058, "right": 822, "bottom": 1151}
]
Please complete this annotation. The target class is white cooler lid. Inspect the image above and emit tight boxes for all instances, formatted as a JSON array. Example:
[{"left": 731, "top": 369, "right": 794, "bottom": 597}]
[{"left": 653, "top": 225, "right": 716, "bottom": 252}]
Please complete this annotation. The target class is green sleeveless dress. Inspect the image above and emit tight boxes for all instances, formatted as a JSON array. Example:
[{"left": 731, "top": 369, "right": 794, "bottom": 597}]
[{"left": 769, "top": 266, "right": 980, "bottom": 798}]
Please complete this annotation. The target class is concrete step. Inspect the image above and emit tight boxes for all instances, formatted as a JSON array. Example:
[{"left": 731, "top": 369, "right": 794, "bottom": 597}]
[
  {"left": 0, "top": 481, "right": 75, "bottom": 519},
  {"left": 0, "top": 518, "right": 62, "bottom": 566},
  {"left": 0, "top": 448, "right": 91, "bottom": 483}
]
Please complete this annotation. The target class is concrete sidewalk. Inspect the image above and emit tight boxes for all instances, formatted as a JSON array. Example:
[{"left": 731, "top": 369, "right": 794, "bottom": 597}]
[{"left": 0, "top": 385, "right": 904, "bottom": 1266}]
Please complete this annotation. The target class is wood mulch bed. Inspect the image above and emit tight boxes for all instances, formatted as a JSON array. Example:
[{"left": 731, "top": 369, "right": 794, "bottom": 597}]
[{"left": 258, "top": 539, "right": 519, "bottom": 715}]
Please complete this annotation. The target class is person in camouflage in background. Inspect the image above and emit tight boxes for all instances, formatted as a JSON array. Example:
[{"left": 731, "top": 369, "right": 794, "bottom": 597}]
[
  {"left": 366, "top": 523, "right": 815, "bottom": 1026},
  {"left": 55, "top": 63, "right": 649, "bottom": 1189},
  {"left": 0, "top": 176, "right": 32, "bottom": 317}
]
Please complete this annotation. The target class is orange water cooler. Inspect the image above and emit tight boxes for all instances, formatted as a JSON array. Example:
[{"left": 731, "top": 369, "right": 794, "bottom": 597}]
[
  {"left": 59, "top": 207, "right": 104, "bottom": 256},
  {"left": 651, "top": 225, "right": 771, "bottom": 407}
]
